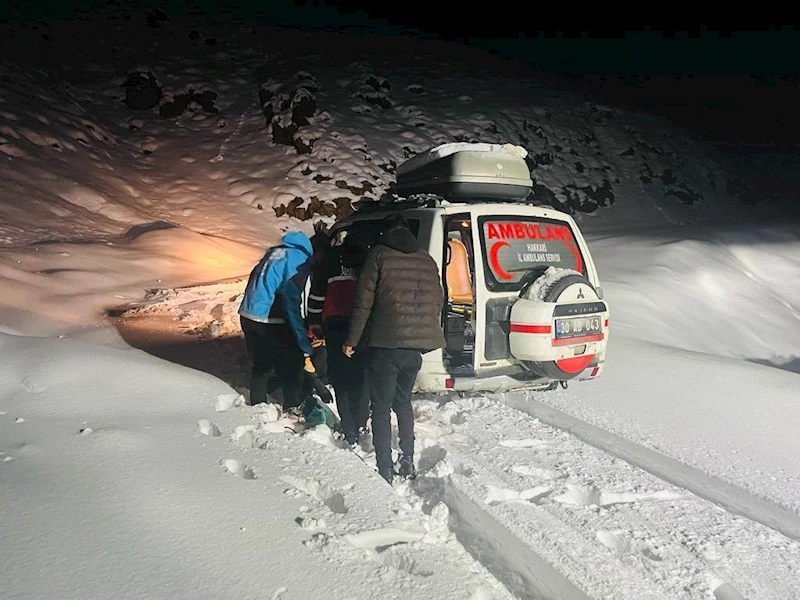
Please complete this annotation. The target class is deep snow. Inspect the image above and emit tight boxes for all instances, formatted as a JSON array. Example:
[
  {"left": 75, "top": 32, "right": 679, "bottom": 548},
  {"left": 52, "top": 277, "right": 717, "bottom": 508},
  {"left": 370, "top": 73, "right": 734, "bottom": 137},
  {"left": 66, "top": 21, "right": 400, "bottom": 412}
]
[
  {"left": 0, "top": 331, "right": 512, "bottom": 600},
  {"left": 1, "top": 7, "right": 800, "bottom": 600}
]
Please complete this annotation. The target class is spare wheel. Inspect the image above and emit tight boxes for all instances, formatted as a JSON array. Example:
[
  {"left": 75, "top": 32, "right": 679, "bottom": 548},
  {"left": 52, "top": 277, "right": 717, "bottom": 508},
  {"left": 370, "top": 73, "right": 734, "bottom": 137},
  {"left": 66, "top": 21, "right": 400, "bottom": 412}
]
[{"left": 509, "top": 267, "right": 607, "bottom": 381}]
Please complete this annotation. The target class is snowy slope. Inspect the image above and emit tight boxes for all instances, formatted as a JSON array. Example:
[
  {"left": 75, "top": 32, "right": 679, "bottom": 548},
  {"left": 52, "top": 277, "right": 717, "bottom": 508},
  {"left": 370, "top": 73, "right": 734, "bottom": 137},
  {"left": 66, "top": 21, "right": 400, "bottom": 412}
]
[
  {"left": 587, "top": 223, "right": 800, "bottom": 368},
  {"left": 0, "top": 9, "right": 743, "bottom": 244},
  {"left": 0, "top": 7, "right": 765, "bottom": 334}
]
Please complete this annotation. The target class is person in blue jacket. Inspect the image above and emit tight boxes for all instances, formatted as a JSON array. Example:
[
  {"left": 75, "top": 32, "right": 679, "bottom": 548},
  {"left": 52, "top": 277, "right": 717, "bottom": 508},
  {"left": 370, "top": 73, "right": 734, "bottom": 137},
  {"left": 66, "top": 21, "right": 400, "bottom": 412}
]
[{"left": 239, "top": 229, "right": 329, "bottom": 409}]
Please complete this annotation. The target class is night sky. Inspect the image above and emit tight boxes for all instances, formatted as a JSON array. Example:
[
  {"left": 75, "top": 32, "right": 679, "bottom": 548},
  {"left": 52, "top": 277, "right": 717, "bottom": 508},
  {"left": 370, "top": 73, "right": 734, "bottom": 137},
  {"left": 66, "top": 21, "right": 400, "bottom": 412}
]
[{"left": 3, "top": 2, "right": 799, "bottom": 146}]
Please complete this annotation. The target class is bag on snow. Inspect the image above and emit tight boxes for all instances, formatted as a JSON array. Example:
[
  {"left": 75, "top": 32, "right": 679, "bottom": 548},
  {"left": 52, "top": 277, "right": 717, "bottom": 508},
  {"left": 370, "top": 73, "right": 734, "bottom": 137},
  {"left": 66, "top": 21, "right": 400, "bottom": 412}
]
[{"left": 302, "top": 395, "right": 340, "bottom": 430}]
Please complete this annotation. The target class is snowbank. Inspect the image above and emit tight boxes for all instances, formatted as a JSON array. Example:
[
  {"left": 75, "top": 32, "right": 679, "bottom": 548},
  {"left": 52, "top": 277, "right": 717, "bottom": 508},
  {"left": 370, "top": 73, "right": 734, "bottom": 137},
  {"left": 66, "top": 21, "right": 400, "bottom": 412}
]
[
  {"left": 0, "top": 331, "right": 511, "bottom": 600},
  {"left": 0, "top": 225, "right": 263, "bottom": 335},
  {"left": 587, "top": 223, "right": 800, "bottom": 367}
]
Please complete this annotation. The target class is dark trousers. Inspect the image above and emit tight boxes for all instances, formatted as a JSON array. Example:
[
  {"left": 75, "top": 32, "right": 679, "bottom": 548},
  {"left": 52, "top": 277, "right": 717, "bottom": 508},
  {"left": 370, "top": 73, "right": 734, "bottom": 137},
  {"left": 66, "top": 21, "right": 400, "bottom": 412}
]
[
  {"left": 365, "top": 347, "right": 422, "bottom": 473},
  {"left": 325, "top": 326, "right": 368, "bottom": 439},
  {"left": 240, "top": 316, "right": 303, "bottom": 408}
]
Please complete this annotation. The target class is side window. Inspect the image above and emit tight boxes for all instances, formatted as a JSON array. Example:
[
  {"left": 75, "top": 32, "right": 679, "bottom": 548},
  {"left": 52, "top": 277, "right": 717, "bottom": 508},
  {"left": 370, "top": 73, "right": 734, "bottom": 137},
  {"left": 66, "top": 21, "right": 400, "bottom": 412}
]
[
  {"left": 445, "top": 217, "right": 473, "bottom": 267},
  {"left": 444, "top": 215, "right": 474, "bottom": 306},
  {"left": 332, "top": 218, "right": 421, "bottom": 249}
]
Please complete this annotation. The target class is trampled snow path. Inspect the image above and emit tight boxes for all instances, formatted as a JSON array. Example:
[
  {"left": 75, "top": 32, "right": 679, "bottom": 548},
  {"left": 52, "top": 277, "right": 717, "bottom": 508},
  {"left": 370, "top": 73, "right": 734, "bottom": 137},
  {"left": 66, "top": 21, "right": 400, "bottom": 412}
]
[
  {"left": 405, "top": 395, "right": 800, "bottom": 600},
  {"left": 211, "top": 404, "right": 515, "bottom": 600},
  {"left": 216, "top": 385, "right": 800, "bottom": 600}
]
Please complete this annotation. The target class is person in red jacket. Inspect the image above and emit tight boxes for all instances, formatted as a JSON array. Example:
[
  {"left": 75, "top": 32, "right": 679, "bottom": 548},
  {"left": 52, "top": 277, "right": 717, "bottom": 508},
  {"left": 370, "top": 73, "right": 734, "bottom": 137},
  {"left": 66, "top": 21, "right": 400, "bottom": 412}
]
[{"left": 307, "top": 233, "right": 369, "bottom": 445}]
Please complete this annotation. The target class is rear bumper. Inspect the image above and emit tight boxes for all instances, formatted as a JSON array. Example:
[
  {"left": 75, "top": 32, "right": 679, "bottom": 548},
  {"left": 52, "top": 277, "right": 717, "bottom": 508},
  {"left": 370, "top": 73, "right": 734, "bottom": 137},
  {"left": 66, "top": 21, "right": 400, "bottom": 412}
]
[
  {"left": 414, "top": 360, "right": 604, "bottom": 394},
  {"left": 451, "top": 374, "right": 551, "bottom": 393}
]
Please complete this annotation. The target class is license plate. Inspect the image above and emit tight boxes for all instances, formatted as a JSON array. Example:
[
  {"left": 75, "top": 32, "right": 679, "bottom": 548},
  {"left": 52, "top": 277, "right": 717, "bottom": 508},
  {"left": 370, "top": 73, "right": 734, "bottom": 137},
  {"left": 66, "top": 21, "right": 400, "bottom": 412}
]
[{"left": 555, "top": 316, "right": 603, "bottom": 339}]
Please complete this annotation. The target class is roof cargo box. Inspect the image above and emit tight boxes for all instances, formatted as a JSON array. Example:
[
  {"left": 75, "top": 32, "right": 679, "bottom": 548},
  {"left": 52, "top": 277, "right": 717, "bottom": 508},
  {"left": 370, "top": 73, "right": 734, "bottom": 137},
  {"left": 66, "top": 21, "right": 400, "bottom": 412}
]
[{"left": 396, "top": 143, "right": 533, "bottom": 200}]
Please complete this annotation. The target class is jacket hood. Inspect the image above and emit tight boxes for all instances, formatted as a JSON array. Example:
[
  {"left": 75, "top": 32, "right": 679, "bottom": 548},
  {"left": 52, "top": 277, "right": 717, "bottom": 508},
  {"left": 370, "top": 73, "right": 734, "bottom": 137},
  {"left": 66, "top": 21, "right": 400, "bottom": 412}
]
[
  {"left": 282, "top": 231, "right": 313, "bottom": 256},
  {"left": 381, "top": 227, "right": 418, "bottom": 254}
]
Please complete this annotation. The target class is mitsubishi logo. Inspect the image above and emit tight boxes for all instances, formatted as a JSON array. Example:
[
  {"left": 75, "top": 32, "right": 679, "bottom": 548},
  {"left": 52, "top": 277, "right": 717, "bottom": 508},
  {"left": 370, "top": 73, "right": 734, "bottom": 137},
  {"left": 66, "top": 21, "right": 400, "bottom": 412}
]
[{"left": 577, "top": 287, "right": 585, "bottom": 299}]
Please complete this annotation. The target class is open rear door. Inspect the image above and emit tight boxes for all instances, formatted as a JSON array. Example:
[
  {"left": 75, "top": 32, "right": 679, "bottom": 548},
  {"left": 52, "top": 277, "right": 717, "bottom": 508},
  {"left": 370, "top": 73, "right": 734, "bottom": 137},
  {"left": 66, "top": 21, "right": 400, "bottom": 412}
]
[{"left": 440, "top": 213, "right": 476, "bottom": 377}]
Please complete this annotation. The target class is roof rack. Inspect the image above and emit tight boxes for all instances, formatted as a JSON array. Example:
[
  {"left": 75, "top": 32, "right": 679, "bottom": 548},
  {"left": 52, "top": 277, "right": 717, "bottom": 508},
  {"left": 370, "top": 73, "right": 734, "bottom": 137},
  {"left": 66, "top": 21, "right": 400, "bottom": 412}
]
[
  {"left": 352, "top": 191, "right": 548, "bottom": 214},
  {"left": 352, "top": 193, "right": 448, "bottom": 214}
]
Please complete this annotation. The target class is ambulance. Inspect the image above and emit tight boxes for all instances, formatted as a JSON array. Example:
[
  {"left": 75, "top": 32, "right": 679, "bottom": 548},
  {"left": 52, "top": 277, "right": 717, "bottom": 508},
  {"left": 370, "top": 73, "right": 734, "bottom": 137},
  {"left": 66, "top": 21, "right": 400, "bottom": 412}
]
[{"left": 327, "top": 143, "right": 609, "bottom": 393}]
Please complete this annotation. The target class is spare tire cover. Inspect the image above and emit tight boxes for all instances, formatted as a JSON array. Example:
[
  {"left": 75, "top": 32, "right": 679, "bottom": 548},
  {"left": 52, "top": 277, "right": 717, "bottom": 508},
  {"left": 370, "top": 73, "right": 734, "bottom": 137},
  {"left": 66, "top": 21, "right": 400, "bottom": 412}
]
[{"left": 518, "top": 267, "right": 600, "bottom": 381}]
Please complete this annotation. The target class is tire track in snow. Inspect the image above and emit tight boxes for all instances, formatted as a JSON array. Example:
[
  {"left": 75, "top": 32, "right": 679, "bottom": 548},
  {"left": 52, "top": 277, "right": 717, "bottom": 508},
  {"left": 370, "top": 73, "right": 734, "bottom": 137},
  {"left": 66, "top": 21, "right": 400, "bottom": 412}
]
[
  {"left": 412, "top": 397, "right": 796, "bottom": 599},
  {"left": 501, "top": 393, "right": 800, "bottom": 543},
  {"left": 443, "top": 480, "right": 593, "bottom": 600}
]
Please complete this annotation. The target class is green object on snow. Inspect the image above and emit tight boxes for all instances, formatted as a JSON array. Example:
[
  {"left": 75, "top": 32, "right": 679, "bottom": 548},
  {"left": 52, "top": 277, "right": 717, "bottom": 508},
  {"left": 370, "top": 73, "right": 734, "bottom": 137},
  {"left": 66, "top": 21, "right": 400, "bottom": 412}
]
[{"left": 302, "top": 395, "right": 340, "bottom": 430}]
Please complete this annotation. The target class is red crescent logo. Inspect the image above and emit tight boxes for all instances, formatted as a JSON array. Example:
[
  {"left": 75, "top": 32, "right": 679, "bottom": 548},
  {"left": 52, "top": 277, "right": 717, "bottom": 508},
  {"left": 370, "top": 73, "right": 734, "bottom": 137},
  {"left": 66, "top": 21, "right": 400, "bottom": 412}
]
[
  {"left": 489, "top": 241, "right": 514, "bottom": 280},
  {"left": 563, "top": 238, "right": 583, "bottom": 274}
]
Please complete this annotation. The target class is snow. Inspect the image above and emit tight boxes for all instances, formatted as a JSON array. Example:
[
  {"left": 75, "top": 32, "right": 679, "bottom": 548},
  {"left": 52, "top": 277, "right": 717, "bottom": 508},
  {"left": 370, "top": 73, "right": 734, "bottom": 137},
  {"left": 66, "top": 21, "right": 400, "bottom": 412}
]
[
  {"left": 586, "top": 224, "right": 800, "bottom": 366},
  {"left": 520, "top": 266, "right": 584, "bottom": 301},
  {"left": 0, "top": 331, "right": 513, "bottom": 600},
  {"left": 409, "top": 397, "right": 800, "bottom": 600},
  {"left": 395, "top": 142, "right": 528, "bottom": 175},
  {"left": 1, "top": 6, "right": 800, "bottom": 600}
]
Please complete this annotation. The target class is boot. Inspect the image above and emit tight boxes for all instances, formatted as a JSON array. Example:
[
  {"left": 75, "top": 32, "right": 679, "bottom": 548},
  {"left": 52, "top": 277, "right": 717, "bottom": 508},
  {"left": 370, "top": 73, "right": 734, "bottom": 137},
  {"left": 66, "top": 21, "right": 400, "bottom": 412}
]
[
  {"left": 343, "top": 429, "right": 358, "bottom": 447},
  {"left": 358, "top": 427, "right": 374, "bottom": 453},
  {"left": 396, "top": 454, "right": 416, "bottom": 480},
  {"left": 378, "top": 467, "right": 393, "bottom": 485}
]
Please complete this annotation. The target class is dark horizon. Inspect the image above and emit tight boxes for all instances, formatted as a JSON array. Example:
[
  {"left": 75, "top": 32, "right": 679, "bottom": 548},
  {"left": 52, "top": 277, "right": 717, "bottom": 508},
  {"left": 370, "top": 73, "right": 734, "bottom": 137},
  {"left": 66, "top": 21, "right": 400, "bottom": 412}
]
[{"left": 2, "top": 4, "right": 798, "bottom": 145}]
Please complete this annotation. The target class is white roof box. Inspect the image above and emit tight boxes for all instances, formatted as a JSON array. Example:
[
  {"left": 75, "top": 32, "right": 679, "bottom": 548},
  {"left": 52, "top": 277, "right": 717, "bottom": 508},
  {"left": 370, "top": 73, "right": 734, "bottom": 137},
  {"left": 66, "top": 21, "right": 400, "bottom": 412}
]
[{"left": 396, "top": 143, "right": 533, "bottom": 200}]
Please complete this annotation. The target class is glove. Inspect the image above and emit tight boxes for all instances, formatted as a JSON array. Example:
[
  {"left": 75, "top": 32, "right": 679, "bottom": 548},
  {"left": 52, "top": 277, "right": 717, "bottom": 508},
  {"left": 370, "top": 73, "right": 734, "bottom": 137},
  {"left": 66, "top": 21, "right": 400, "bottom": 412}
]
[{"left": 303, "top": 355, "right": 332, "bottom": 403}]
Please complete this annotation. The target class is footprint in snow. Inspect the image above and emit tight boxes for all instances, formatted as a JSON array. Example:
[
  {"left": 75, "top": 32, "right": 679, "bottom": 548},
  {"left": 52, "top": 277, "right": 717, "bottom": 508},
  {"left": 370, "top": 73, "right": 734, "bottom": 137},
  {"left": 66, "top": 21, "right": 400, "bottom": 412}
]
[
  {"left": 214, "top": 392, "right": 244, "bottom": 412},
  {"left": 596, "top": 530, "right": 662, "bottom": 561},
  {"left": 343, "top": 526, "right": 426, "bottom": 551},
  {"left": 449, "top": 411, "right": 468, "bottom": 425},
  {"left": 295, "top": 516, "right": 327, "bottom": 532},
  {"left": 232, "top": 424, "right": 257, "bottom": 443},
  {"left": 197, "top": 420, "right": 221, "bottom": 437},
  {"left": 485, "top": 484, "right": 552, "bottom": 506},
  {"left": 418, "top": 444, "right": 448, "bottom": 473},
  {"left": 498, "top": 439, "right": 553, "bottom": 449},
  {"left": 379, "top": 547, "right": 434, "bottom": 577},
  {"left": 554, "top": 484, "right": 683, "bottom": 508},
  {"left": 510, "top": 464, "right": 565, "bottom": 480},
  {"left": 221, "top": 459, "right": 256, "bottom": 480},
  {"left": 280, "top": 475, "right": 347, "bottom": 514}
]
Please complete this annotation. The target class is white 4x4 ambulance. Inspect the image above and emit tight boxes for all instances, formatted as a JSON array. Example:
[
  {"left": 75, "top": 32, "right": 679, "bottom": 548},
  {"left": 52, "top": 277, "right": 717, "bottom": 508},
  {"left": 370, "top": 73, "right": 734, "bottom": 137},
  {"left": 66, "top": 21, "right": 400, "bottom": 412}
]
[{"left": 328, "top": 143, "right": 609, "bottom": 394}]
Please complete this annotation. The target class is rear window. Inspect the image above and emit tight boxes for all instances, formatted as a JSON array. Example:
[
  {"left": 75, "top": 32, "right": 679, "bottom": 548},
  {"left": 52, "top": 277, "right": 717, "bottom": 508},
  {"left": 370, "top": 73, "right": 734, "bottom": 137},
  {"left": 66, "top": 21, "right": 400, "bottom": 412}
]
[
  {"left": 332, "top": 218, "right": 420, "bottom": 249},
  {"left": 478, "top": 216, "right": 585, "bottom": 291}
]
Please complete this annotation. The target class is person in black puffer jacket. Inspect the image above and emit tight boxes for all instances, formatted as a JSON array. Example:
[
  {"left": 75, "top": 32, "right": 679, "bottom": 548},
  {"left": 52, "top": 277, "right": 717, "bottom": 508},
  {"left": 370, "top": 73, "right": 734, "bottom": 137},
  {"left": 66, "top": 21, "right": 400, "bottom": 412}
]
[{"left": 345, "top": 214, "right": 445, "bottom": 484}]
